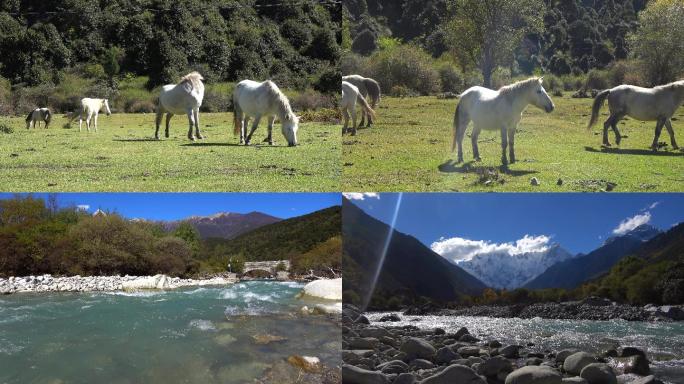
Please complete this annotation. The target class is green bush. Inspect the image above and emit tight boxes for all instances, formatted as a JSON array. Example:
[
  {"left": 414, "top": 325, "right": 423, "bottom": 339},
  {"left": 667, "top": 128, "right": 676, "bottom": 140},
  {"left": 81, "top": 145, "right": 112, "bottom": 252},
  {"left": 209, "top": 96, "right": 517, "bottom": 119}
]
[
  {"left": 438, "top": 65, "right": 464, "bottom": 93},
  {"left": 560, "top": 74, "right": 585, "bottom": 91},
  {"left": 585, "top": 69, "right": 610, "bottom": 90},
  {"left": 367, "top": 45, "right": 440, "bottom": 95},
  {"left": 291, "top": 89, "right": 334, "bottom": 111},
  {"left": 491, "top": 67, "right": 512, "bottom": 89}
]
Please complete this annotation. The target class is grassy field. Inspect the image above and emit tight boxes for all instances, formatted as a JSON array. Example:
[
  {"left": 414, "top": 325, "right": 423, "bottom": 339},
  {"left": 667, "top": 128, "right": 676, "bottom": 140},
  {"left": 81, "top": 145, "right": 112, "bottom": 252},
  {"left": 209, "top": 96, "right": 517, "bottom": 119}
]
[
  {"left": 342, "top": 96, "right": 684, "bottom": 192},
  {"left": 0, "top": 113, "right": 339, "bottom": 191}
]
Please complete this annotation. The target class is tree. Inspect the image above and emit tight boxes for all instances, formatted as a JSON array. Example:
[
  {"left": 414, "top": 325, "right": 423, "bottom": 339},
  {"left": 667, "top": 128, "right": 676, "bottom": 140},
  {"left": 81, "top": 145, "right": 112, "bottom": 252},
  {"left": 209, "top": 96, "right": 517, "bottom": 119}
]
[
  {"left": 444, "top": 0, "right": 545, "bottom": 87},
  {"left": 630, "top": 0, "right": 684, "bottom": 85},
  {"left": 172, "top": 222, "right": 200, "bottom": 255}
]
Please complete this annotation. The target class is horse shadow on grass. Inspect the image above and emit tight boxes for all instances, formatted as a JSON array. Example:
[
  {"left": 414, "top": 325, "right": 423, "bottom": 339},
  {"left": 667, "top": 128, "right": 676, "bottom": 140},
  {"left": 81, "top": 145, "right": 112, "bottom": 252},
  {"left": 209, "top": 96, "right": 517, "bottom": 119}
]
[
  {"left": 180, "top": 142, "right": 291, "bottom": 148},
  {"left": 113, "top": 138, "right": 162, "bottom": 142},
  {"left": 438, "top": 159, "right": 538, "bottom": 177},
  {"left": 584, "top": 146, "right": 684, "bottom": 157}
]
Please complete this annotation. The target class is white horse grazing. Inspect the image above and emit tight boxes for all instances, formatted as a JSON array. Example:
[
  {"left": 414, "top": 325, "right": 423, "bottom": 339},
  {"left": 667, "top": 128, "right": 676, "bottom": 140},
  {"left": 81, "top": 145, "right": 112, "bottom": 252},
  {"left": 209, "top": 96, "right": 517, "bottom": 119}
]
[
  {"left": 342, "top": 75, "right": 381, "bottom": 127},
  {"left": 453, "top": 77, "right": 555, "bottom": 166},
  {"left": 25, "top": 108, "right": 51, "bottom": 129},
  {"left": 232, "top": 80, "right": 299, "bottom": 146},
  {"left": 589, "top": 81, "right": 684, "bottom": 150},
  {"left": 341, "top": 81, "right": 375, "bottom": 136},
  {"left": 77, "top": 98, "right": 111, "bottom": 132},
  {"left": 155, "top": 71, "right": 205, "bottom": 140}
]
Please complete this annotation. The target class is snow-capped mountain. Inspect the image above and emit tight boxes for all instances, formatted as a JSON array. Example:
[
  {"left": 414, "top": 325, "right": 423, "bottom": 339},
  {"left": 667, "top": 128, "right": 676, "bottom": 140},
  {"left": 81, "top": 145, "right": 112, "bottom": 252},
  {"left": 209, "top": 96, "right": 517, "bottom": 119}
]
[
  {"left": 454, "top": 244, "right": 575, "bottom": 290},
  {"left": 604, "top": 224, "right": 661, "bottom": 245}
]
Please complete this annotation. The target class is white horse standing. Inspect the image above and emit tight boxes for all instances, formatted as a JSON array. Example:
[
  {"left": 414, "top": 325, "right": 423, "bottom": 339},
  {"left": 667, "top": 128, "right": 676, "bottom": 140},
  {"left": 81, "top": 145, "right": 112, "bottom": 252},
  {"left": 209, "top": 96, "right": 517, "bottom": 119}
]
[
  {"left": 25, "top": 108, "right": 51, "bottom": 129},
  {"left": 341, "top": 81, "right": 375, "bottom": 136},
  {"left": 77, "top": 98, "right": 111, "bottom": 132},
  {"left": 588, "top": 81, "right": 684, "bottom": 150},
  {"left": 232, "top": 80, "right": 299, "bottom": 146},
  {"left": 342, "top": 75, "right": 381, "bottom": 127},
  {"left": 453, "top": 77, "right": 555, "bottom": 166},
  {"left": 155, "top": 72, "right": 205, "bottom": 141}
]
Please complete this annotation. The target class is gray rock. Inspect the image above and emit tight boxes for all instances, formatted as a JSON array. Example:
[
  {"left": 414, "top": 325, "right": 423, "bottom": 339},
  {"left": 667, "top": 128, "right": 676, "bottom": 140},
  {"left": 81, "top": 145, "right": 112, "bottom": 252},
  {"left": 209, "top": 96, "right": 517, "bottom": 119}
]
[
  {"left": 488, "top": 340, "right": 502, "bottom": 348},
  {"left": 454, "top": 327, "right": 470, "bottom": 340},
  {"left": 378, "top": 360, "right": 408, "bottom": 375},
  {"left": 392, "top": 373, "right": 417, "bottom": 384},
  {"left": 421, "top": 364, "right": 487, "bottom": 384},
  {"left": 456, "top": 346, "right": 481, "bottom": 357},
  {"left": 342, "top": 364, "right": 390, "bottom": 384},
  {"left": 614, "top": 355, "right": 650, "bottom": 375},
  {"left": 561, "top": 378, "right": 587, "bottom": 384},
  {"left": 400, "top": 338, "right": 436, "bottom": 361},
  {"left": 359, "top": 328, "right": 392, "bottom": 339},
  {"left": 618, "top": 347, "right": 646, "bottom": 358},
  {"left": 526, "top": 357, "right": 543, "bottom": 366},
  {"left": 628, "top": 375, "right": 663, "bottom": 384},
  {"left": 579, "top": 363, "right": 616, "bottom": 384},
  {"left": 348, "top": 337, "right": 379, "bottom": 350},
  {"left": 556, "top": 349, "right": 580, "bottom": 364},
  {"left": 504, "top": 366, "right": 562, "bottom": 384},
  {"left": 435, "top": 346, "right": 459, "bottom": 364},
  {"left": 500, "top": 345, "right": 521, "bottom": 358},
  {"left": 563, "top": 352, "right": 597, "bottom": 375},
  {"left": 478, "top": 355, "right": 513, "bottom": 377},
  {"left": 459, "top": 334, "right": 480, "bottom": 343},
  {"left": 409, "top": 359, "right": 433, "bottom": 370}
]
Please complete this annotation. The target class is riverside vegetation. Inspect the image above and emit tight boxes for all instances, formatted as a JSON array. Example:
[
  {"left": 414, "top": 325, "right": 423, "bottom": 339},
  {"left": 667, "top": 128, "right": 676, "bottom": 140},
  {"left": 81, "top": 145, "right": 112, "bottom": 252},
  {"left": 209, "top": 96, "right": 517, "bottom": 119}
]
[{"left": 0, "top": 195, "right": 341, "bottom": 280}]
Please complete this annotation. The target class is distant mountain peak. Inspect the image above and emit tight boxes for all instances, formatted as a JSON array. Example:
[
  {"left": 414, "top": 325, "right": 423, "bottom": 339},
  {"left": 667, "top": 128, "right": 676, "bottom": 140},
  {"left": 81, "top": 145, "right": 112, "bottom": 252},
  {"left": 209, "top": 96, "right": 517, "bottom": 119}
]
[
  {"left": 166, "top": 211, "right": 281, "bottom": 239},
  {"left": 605, "top": 224, "right": 661, "bottom": 245}
]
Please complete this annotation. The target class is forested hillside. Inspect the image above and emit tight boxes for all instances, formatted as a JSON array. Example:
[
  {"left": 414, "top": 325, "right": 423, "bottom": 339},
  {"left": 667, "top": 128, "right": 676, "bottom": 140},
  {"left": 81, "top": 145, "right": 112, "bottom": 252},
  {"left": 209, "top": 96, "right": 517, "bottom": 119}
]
[
  {"left": 342, "top": 0, "right": 682, "bottom": 95},
  {"left": 0, "top": 195, "right": 341, "bottom": 278},
  {"left": 0, "top": 0, "right": 341, "bottom": 114}
]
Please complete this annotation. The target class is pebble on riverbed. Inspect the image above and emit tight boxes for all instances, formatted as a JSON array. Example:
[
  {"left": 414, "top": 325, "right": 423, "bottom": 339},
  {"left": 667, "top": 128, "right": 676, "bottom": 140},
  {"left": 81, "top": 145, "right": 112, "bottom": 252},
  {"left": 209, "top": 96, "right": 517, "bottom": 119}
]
[{"left": 342, "top": 304, "right": 664, "bottom": 384}]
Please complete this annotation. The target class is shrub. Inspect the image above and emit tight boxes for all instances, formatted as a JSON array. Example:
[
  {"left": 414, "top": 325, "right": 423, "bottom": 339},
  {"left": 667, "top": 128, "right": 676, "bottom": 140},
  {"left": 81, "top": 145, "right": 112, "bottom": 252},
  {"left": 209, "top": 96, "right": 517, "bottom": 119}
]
[
  {"left": 0, "top": 123, "right": 13, "bottom": 134},
  {"left": 291, "top": 89, "right": 334, "bottom": 111},
  {"left": 125, "top": 99, "right": 155, "bottom": 113},
  {"left": 390, "top": 85, "right": 410, "bottom": 97},
  {"left": 201, "top": 90, "right": 231, "bottom": 113},
  {"left": 367, "top": 45, "right": 440, "bottom": 95},
  {"left": 552, "top": 88, "right": 563, "bottom": 97},
  {"left": 585, "top": 69, "right": 609, "bottom": 90},
  {"left": 560, "top": 74, "right": 585, "bottom": 91},
  {"left": 542, "top": 74, "right": 562, "bottom": 91},
  {"left": 491, "top": 67, "right": 512, "bottom": 89},
  {"left": 340, "top": 53, "right": 370, "bottom": 77},
  {"left": 438, "top": 65, "right": 464, "bottom": 93}
]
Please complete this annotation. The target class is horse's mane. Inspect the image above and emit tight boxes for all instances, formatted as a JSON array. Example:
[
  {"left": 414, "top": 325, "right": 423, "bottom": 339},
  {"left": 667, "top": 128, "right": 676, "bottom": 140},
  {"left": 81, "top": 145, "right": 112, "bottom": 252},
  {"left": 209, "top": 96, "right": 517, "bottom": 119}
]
[
  {"left": 179, "top": 71, "right": 204, "bottom": 90},
  {"left": 498, "top": 77, "right": 541, "bottom": 95},
  {"left": 655, "top": 79, "right": 684, "bottom": 91},
  {"left": 264, "top": 80, "right": 294, "bottom": 118}
]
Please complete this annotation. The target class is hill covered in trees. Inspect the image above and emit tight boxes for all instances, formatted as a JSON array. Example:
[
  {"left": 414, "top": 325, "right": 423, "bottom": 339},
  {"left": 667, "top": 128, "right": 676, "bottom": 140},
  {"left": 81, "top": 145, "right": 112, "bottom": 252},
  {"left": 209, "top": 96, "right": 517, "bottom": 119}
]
[
  {"left": 343, "top": 0, "right": 681, "bottom": 95},
  {"left": 0, "top": 0, "right": 341, "bottom": 114},
  {"left": 0, "top": 195, "right": 341, "bottom": 278}
]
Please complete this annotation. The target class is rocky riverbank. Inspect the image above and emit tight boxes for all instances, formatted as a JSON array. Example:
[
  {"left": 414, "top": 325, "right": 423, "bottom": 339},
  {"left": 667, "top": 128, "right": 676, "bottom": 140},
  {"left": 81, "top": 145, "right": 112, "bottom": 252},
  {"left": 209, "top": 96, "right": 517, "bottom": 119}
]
[
  {"left": 0, "top": 274, "right": 238, "bottom": 294},
  {"left": 403, "top": 298, "right": 684, "bottom": 322},
  {"left": 342, "top": 303, "right": 669, "bottom": 384}
]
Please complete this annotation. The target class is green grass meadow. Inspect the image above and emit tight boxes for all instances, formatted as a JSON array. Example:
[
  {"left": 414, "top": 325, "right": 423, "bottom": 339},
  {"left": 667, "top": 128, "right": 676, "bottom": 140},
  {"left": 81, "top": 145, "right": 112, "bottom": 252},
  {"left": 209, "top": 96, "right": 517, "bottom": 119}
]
[
  {"left": 342, "top": 96, "right": 684, "bottom": 192},
  {"left": 0, "top": 113, "right": 339, "bottom": 191}
]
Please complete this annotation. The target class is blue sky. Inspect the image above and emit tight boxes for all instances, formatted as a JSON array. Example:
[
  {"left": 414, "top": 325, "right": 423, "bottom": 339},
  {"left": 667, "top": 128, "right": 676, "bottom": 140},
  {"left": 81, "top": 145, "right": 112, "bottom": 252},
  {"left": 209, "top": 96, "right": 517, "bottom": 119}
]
[
  {"left": 0, "top": 193, "right": 340, "bottom": 221},
  {"left": 345, "top": 193, "right": 684, "bottom": 254}
]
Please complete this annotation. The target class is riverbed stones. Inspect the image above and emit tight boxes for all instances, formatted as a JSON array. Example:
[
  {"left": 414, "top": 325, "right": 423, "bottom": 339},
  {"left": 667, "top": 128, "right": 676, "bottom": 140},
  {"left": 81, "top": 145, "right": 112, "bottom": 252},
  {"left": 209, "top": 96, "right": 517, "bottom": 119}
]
[
  {"left": 563, "top": 352, "right": 597, "bottom": 375},
  {"left": 409, "top": 358, "right": 433, "bottom": 370},
  {"left": 435, "top": 346, "right": 459, "bottom": 364},
  {"left": 287, "top": 355, "right": 322, "bottom": 373},
  {"left": 614, "top": 355, "right": 650, "bottom": 375},
  {"left": 579, "top": 363, "right": 616, "bottom": 384},
  {"left": 628, "top": 375, "right": 664, "bottom": 384},
  {"left": 342, "top": 364, "right": 389, "bottom": 384},
  {"left": 377, "top": 360, "right": 408, "bottom": 374},
  {"left": 347, "top": 337, "right": 379, "bottom": 350},
  {"left": 500, "top": 344, "right": 521, "bottom": 358},
  {"left": 505, "top": 366, "right": 562, "bottom": 384},
  {"left": 302, "top": 278, "right": 342, "bottom": 300},
  {"left": 478, "top": 355, "right": 513, "bottom": 377},
  {"left": 252, "top": 334, "right": 287, "bottom": 345},
  {"left": 421, "top": 364, "right": 487, "bottom": 384},
  {"left": 358, "top": 327, "right": 391, "bottom": 339},
  {"left": 556, "top": 349, "right": 581, "bottom": 364},
  {"left": 378, "top": 314, "right": 401, "bottom": 322},
  {"left": 400, "top": 337, "right": 436, "bottom": 360},
  {"left": 456, "top": 346, "right": 481, "bottom": 357}
]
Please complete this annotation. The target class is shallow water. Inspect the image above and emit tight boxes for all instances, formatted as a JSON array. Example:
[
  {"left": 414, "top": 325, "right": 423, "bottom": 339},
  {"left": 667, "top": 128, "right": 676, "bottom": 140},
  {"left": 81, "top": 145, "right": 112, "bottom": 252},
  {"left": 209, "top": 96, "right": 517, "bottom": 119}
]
[
  {"left": 367, "top": 312, "right": 684, "bottom": 384},
  {"left": 0, "top": 281, "right": 341, "bottom": 384}
]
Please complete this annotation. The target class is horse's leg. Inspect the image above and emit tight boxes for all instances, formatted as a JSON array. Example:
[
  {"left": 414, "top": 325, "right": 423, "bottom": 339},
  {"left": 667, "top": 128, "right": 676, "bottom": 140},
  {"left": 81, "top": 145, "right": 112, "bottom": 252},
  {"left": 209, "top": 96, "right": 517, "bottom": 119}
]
[
  {"left": 85, "top": 112, "right": 92, "bottom": 133},
  {"left": 665, "top": 119, "right": 679, "bottom": 150},
  {"left": 245, "top": 116, "right": 261, "bottom": 145},
  {"left": 651, "top": 118, "right": 666, "bottom": 151},
  {"left": 500, "top": 126, "right": 509, "bottom": 166},
  {"left": 359, "top": 99, "right": 366, "bottom": 128},
  {"left": 264, "top": 116, "right": 275, "bottom": 145},
  {"left": 194, "top": 108, "right": 203, "bottom": 139},
  {"left": 471, "top": 127, "right": 481, "bottom": 161},
  {"left": 186, "top": 110, "right": 195, "bottom": 140},
  {"left": 155, "top": 108, "right": 164, "bottom": 139},
  {"left": 79, "top": 113, "right": 83, "bottom": 132},
  {"left": 241, "top": 117, "right": 250, "bottom": 144},
  {"left": 342, "top": 108, "right": 350, "bottom": 135},
  {"left": 94, "top": 112, "right": 99, "bottom": 133},
  {"left": 351, "top": 106, "right": 358, "bottom": 136},
  {"left": 165, "top": 113, "right": 173, "bottom": 138},
  {"left": 508, "top": 128, "right": 516, "bottom": 164},
  {"left": 602, "top": 115, "right": 615, "bottom": 146}
]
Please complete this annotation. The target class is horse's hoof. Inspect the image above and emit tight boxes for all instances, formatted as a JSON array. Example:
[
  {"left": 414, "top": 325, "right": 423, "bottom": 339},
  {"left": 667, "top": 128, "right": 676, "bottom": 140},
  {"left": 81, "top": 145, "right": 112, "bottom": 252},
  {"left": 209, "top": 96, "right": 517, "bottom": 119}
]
[
  {"left": 268, "top": 141, "right": 274, "bottom": 146},
  {"left": 474, "top": 157, "right": 481, "bottom": 162}
]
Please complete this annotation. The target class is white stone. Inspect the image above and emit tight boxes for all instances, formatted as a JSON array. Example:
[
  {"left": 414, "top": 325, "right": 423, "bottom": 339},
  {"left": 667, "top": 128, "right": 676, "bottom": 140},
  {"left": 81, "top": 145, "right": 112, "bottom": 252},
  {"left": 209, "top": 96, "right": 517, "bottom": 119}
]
[{"left": 301, "top": 278, "right": 342, "bottom": 301}]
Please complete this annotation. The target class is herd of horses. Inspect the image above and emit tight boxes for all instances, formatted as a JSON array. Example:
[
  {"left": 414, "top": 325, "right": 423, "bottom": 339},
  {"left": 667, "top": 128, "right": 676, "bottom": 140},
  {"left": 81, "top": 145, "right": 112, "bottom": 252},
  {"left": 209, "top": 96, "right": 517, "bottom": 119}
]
[
  {"left": 342, "top": 74, "right": 684, "bottom": 165},
  {"left": 21, "top": 71, "right": 684, "bottom": 162}
]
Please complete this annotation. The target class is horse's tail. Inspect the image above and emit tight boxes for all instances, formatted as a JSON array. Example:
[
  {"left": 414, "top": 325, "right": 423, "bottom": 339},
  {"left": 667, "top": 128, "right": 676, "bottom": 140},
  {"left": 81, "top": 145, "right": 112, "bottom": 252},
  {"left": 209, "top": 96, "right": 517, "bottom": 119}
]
[
  {"left": 452, "top": 102, "right": 461, "bottom": 152},
  {"left": 357, "top": 94, "right": 375, "bottom": 120},
  {"left": 25, "top": 111, "right": 32, "bottom": 122},
  {"left": 588, "top": 89, "right": 610, "bottom": 129},
  {"left": 365, "top": 78, "right": 381, "bottom": 108},
  {"left": 44, "top": 109, "right": 51, "bottom": 123},
  {"left": 232, "top": 91, "right": 242, "bottom": 136}
]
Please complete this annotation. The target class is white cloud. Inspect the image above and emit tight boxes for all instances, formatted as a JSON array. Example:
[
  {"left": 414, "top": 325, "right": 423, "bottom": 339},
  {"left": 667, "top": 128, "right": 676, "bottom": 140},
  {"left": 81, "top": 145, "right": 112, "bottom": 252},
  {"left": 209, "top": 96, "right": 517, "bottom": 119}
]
[
  {"left": 612, "top": 212, "right": 651, "bottom": 235},
  {"left": 647, "top": 201, "right": 660, "bottom": 210},
  {"left": 343, "top": 192, "right": 380, "bottom": 201},
  {"left": 76, "top": 204, "right": 90, "bottom": 211},
  {"left": 430, "top": 234, "right": 552, "bottom": 263}
]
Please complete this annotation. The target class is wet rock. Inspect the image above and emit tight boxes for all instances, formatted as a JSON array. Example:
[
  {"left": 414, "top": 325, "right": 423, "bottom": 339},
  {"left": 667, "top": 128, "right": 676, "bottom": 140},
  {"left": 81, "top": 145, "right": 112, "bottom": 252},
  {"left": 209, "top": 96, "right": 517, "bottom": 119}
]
[
  {"left": 252, "top": 334, "right": 287, "bottom": 345},
  {"left": 628, "top": 375, "right": 664, "bottom": 384},
  {"left": 392, "top": 373, "right": 417, "bottom": 384},
  {"left": 618, "top": 347, "right": 646, "bottom": 358},
  {"left": 454, "top": 327, "right": 470, "bottom": 340},
  {"left": 378, "top": 314, "right": 401, "bottom": 322},
  {"left": 456, "top": 346, "right": 481, "bottom": 357},
  {"left": 378, "top": 360, "right": 408, "bottom": 375},
  {"left": 435, "top": 346, "right": 459, "bottom": 364},
  {"left": 556, "top": 349, "right": 581, "bottom": 364},
  {"left": 579, "top": 363, "right": 616, "bottom": 384},
  {"left": 563, "top": 352, "right": 597, "bottom": 375},
  {"left": 287, "top": 355, "right": 322, "bottom": 373},
  {"left": 409, "top": 358, "right": 433, "bottom": 370},
  {"left": 434, "top": 328, "right": 445, "bottom": 335},
  {"left": 614, "top": 355, "right": 650, "bottom": 375},
  {"left": 562, "top": 378, "right": 588, "bottom": 384},
  {"left": 348, "top": 337, "right": 379, "bottom": 350},
  {"left": 478, "top": 355, "right": 513, "bottom": 377},
  {"left": 359, "top": 327, "right": 392, "bottom": 339},
  {"left": 489, "top": 340, "right": 502, "bottom": 348},
  {"left": 526, "top": 357, "right": 543, "bottom": 366},
  {"left": 400, "top": 337, "right": 436, "bottom": 361},
  {"left": 504, "top": 365, "right": 562, "bottom": 384},
  {"left": 421, "top": 364, "right": 487, "bottom": 384},
  {"left": 302, "top": 278, "right": 342, "bottom": 300},
  {"left": 459, "top": 334, "right": 480, "bottom": 343},
  {"left": 500, "top": 345, "right": 521, "bottom": 358},
  {"left": 342, "top": 364, "right": 390, "bottom": 384}
]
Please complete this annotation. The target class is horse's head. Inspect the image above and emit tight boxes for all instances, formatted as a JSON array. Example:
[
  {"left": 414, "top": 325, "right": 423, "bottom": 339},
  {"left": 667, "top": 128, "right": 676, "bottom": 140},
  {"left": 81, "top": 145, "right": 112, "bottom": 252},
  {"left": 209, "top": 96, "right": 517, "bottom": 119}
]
[
  {"left": 532, "top": 77, "right": 555, "bottom": 113},
  {"left": 103, "top": 99, "right": 112, "bottom": 116},
  {"left": 281, "top": 113, "right": 299, "bottom": 147}
]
